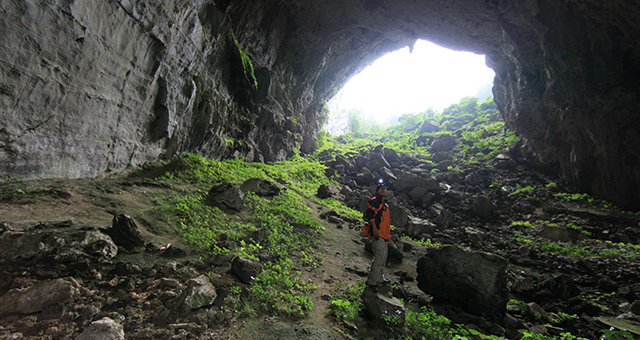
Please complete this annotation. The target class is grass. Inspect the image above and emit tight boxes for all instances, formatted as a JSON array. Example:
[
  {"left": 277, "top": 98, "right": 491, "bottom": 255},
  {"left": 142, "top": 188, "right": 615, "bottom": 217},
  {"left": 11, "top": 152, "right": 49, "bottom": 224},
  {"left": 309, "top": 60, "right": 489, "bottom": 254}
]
[
  {"left": 143, "top": 152, "right": 358, "bottom": 317},
  {"left": 513, "top": 231, "right": 640, "bottom": 258}
]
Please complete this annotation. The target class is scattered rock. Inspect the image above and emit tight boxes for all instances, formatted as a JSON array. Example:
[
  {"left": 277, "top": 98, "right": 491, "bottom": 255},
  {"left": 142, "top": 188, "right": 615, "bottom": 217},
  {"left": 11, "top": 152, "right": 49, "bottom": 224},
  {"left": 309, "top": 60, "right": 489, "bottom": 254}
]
[
  {"left": 0, "top": 278, "right": 79, "bottom": 315},
  {"left": 205, "top": 183, "right": 245, "bottom": 212},
  {"left": 77, "top": 317, "right": 124, "bottom": 340},
  {"left": 240, "top": 178, "right": 281, "bottom": 197},
  {"left": 231, "top": 256, "right": 261, "bottom": 284},
  {"left": 405, "top": 217, "right": 437, "bottom": 239},
  {"left": 105, "top": 214, "right": 146, "bottom": 251},
  {"left": 431, "top": 134, "right": 456, "bottom": 152},
  {"left": 316, "top": 184, "right": 333, "bottom": 199},
  {"left": 362, "top": 286, "right": 406, "bottom": 324},
  {"left": 471, "top": 196, "right": 495, "bottom": 218},
  {"left": 180, "top": 275, "right": 217, "bottom": 310}
]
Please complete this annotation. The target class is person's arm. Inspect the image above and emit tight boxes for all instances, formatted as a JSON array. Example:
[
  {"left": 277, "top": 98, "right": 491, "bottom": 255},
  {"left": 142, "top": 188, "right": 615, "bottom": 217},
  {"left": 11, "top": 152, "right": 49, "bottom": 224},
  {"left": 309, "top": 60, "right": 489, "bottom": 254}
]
[{"left": 370, "top": 220, "right": 379, "bottom": 239}]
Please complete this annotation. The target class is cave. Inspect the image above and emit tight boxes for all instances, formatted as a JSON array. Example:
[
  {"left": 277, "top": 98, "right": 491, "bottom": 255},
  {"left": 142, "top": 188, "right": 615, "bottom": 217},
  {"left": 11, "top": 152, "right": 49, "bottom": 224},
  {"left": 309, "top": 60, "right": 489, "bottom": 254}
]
[{"left": 1, "top": 0, "right": 639, "bottom": 209}]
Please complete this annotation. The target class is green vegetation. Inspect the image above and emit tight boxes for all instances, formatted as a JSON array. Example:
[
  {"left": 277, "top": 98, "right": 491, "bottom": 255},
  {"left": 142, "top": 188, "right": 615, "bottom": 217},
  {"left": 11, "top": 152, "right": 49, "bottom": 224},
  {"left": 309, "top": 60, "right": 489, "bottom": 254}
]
[
  {"left": 320, "top": 96, "right": 520, "bottom": 166},
  {"left": 145, "top": 153, "right": 361, "bottom": 317},
  {"left": 0, "top": 176, "right": 31, "bottom": 201},
  {"left": 511, "top": 221, "right": 535, "bottom": 228},
  {"left": 231, "top": 30, "right": 258, "bottom": 89},
  {"left": 512, "top": 231, "right": 640, "bottom": 258},
  {"left": 327, "top": 279, "right": 366, "bottom": 324},
  {"left": 0, "top": 177, "right": 68, "bottom": 203}
]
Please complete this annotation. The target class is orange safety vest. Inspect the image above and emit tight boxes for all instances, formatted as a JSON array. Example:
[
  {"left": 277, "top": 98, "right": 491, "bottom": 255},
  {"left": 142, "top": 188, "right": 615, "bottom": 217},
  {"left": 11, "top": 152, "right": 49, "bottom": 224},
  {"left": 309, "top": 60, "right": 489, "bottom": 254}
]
[{"left": 362, "top": 196, "right": 390, "bottom": 241}]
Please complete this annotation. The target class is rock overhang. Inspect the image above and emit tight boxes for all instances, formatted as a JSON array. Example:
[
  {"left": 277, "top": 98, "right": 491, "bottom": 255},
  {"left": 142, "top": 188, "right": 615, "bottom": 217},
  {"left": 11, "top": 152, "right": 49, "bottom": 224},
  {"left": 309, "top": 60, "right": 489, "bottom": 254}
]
[{"left": 1, "top": 0, "right": 639, "bottom": 209}]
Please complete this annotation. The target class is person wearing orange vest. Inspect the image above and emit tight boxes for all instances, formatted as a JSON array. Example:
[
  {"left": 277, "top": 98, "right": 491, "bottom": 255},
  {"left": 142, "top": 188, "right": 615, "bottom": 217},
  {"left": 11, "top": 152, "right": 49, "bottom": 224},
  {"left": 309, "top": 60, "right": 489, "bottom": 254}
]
[{"left": 363, "top": 183, "right": 391, "bottom": 287}]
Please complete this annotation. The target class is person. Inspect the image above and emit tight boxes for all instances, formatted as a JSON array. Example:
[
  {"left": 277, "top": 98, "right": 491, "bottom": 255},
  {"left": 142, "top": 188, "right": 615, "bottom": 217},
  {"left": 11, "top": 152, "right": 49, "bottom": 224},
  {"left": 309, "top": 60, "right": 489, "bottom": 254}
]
[{"left": 363, "top": 183, "right": 391, "bottom": 287}]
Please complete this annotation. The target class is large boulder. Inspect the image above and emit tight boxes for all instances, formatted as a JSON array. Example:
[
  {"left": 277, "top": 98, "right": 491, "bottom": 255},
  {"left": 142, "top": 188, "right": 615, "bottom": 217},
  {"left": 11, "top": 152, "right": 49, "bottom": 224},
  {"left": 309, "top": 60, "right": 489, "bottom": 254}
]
[
  {"left": 471, "top": 196, "right": 496, "bottom": 218},
  {"left": 105, "top": 214, "right": 146, "bottom": 251},
  {"left": 0, "top": 228, "right": 118, "bottom": 262},
  {"left": 366, "top": 153, "right": 392, "bottom": 171},
  {"left": 205, "top": 183, "right": 245, "bottom": 212},
  {"left": 240, "top": 178, "right": 281, "bottom": 197},
  {"left": 419, "top": 121, "right": 440, "bottom": 134},
  {"left": 408, "top": 187, "right": 436, "bottom": 206},
  {"left": 231, "top": 256, "right": 262, "bottom": 284},
  {"left": 362, "top": 286, "right": 405, "bottom": 324},
  {"left": 388, "top": 203, "right": 409, "bottom": 228},
  {"left": 0, "top": 279, "right": 79, "bottom": 315},
  {"left": 316, "top": 184, "right": 333, "bottom": 199},
  {"left": 431, "top": 134, "right": 456, "bottom": 152},
  {"left": 180, "top": 275, "right": 218, "bottom": 310},
  {"left": 417, "top": 245, "right": 509, "bottom": 318},
  {"left": 395, "top": 173, "right": 439, "bottom": 194},
  {"left": 405, "top": 217, "right": 437, "bottom": 238}
]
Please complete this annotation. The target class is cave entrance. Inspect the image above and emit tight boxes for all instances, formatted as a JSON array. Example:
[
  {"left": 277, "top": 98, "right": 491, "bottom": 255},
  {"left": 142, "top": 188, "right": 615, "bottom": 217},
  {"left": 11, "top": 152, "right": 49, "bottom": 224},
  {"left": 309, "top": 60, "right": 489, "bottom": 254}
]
[{"left": 326, "top": 40, "right": 495, "bottom": 134}]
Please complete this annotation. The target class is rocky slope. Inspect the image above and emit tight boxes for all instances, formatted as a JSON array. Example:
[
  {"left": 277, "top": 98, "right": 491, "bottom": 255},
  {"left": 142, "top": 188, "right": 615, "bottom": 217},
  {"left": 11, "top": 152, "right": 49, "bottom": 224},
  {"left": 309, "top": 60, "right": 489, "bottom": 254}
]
[
  {"left": 1, "top": 145, "right": 640, "bottom": 339},
  {"left": 2, "top": 0, "right": 640, "bottom": 209}
]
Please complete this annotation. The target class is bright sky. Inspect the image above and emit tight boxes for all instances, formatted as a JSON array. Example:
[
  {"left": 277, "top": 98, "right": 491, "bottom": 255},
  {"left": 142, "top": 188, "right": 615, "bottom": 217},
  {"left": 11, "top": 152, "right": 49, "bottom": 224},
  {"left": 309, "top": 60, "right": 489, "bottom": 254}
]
[{"left": 329, "top": 39, "right": 495, "bottom": 123}]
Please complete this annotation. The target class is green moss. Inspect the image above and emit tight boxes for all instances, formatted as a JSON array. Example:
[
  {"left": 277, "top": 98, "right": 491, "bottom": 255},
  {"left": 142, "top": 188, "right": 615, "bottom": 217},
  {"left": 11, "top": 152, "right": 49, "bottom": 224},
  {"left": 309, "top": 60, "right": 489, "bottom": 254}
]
[{"left": 231, "top": 31, "right": 258, "bottom": 89}]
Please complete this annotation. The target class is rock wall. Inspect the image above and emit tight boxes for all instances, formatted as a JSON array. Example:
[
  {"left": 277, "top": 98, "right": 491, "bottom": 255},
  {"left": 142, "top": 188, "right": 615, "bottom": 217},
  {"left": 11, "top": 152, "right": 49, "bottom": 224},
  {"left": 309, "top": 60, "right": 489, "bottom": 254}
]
[{"left": 1, "top": 0, "right": 639, "bottom": 208}]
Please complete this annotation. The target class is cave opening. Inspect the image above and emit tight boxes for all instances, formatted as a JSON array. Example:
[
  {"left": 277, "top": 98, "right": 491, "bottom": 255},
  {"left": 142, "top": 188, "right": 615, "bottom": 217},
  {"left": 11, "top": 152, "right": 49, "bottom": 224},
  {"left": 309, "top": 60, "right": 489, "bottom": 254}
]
[{"left": 325, "top": 40, "right": 495, "bottom": 135}]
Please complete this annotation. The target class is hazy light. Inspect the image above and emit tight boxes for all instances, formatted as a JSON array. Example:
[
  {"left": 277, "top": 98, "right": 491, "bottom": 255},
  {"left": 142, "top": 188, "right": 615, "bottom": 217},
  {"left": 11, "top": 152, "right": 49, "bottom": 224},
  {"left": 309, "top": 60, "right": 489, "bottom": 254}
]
[{"left": 329, "top": 40, "right": 495, "bottom": 124}]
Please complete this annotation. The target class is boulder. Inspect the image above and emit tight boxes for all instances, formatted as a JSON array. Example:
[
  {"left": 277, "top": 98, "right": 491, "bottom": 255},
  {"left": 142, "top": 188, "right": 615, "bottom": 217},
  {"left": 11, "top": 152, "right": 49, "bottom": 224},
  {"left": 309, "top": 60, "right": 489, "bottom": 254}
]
[
  {"left": 0, "top": 230, "right": 52, "bottom": 261},
  {"left": 81, "top": 230, "right": 119, "bottom": 260},
  {"left": 0, "top": 279, "right": 79, "bottom": 314},
  {"left": 366, "top": 153, "right": 391, "bottom": 171},
  {"left": 432, "top": 152, "right": 452, "bottom": 163},
  {"left": 471, "top": 196, "right": 495, "bottom": 218},
  {"left": 181, "top": 275, "right": 217, "bottom": 310},
  {"left": 379, "top": 166, "right": 398, "bottom": 184},
  {"left": 316, "top": 184, "right": 333, "bottom": 199},
  {"left": 539, "top": 274, "right": 581, "bottom": 300},
  {"left": 417, "top": 245, "right": 509, "bottom": 318},
  {"left": 405, "top": 217, "right": 437, "bottom": 238},
  {"left": 539, "top": 225, "right": 585, "bottom": 243},
  {"left": 630, "top": 300, "right": 640, "bottom": 315},
  {"left": 106, "top": 214, "right": 146, "bottom": 251},
  {"left": 231, "top": 256, "right": 262, "bottom": 284},
  {"left": 383, "top": 148, "right": 400, "bottom": 163},
  {"left": 395, "top": 173, "right": 439, "bottom": 194},
  {"left": 362, "top": 286, "right": 405, "bottom": 324},
  {"left": 419, "top": 121, "right": 439, "bottom": 134},
  {"left": 408, "top": 187, "right": 436, "bottom": 206},
  {"left": 431, "top": 206, "right": 453, "bottom": 229},
  {"left": 205, "top": 183, "right": 245, "bottom": 212},
  {"left": 77, "top": 317, "right": 124, "bottom": 340},
  {"left": 436, "top": 160, "right": 455, "bottom": 172},
  {"left": 431, "top": 134, "right": 456, "bottom": 152},
  {"left": 388, "top": 203, "right": 409, "bottom": 228},
  {"left": 464, "top": 172, "right": 486, "bottom": 187},
  {"left": 240, "top": 178, "right": 281, "bottom": 197},
  {"left": 335, "top": 154, "right": 357, "bottom": 172}
]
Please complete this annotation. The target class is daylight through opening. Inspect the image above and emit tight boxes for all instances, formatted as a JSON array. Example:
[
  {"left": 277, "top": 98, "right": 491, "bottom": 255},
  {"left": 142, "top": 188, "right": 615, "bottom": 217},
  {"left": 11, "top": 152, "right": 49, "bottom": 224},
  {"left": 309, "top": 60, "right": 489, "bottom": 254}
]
[{"left": 326, "top": 40, "right": 495, "bottom": 135}]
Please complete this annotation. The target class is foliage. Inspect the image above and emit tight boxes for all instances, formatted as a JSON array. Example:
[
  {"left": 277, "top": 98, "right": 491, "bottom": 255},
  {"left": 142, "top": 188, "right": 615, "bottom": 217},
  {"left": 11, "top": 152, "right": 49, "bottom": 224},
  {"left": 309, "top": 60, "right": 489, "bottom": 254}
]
[
  {"left": 146, "top": 153, "right": 362, "bottom": 317},
  {"left": 0, "top": 177, "right": 30, "bottom": 201},
  {"left": 512, "top": 231, "right": 640, "bottom": 258},
  {"left": 405, "top": 306, "right": 506, "bottom": 340},
  {"left": 327, "top": 279, "right": 365, "bottom": 323},
  {"left": 231, "top": 30, "right": 258, "bottom": 89},
  {"left": 600, "top": 328, "right": 634, "bottom": 340},
  {"left": 319, "top": 96, "right": 520, "bottom": 167}
]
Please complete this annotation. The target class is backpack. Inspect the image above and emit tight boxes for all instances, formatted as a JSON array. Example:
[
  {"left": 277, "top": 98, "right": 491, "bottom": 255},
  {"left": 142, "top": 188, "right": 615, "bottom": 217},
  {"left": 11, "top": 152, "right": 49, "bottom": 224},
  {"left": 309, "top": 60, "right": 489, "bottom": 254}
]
[{"left": 362, "top": 196, "right": 385, "bottom": 237}]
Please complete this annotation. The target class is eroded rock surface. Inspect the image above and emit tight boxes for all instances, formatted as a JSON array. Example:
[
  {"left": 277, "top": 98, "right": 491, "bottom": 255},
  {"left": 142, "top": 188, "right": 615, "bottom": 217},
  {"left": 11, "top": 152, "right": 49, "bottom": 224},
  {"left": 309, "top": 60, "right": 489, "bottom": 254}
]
[{"left": 1, "top": 0, "right": 638, "bottom": 209}]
